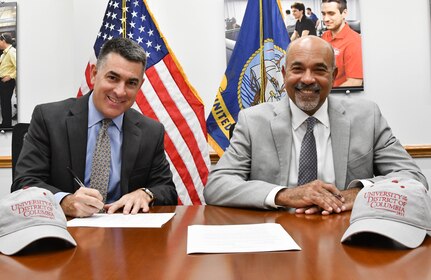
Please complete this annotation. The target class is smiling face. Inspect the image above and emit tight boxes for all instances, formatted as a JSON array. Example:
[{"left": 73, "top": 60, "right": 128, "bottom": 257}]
[
  {"left": 283, "top": 36, "right": 337, "bottom": 115},
  {"left": 321, "top": 2, "right": 347, "bottom": 34},
  {"left": 90, "top": 52, "right": 144, "bottom": 119},
  {"left": 291, "top": 8, "right": 303, "bottom": 20}
]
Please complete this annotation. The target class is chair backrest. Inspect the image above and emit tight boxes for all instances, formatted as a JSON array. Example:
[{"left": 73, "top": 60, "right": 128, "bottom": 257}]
[
  {"left": 346, "top": 20, "right": 361, "bottom": 34},
  {"left": 12, "top": 123, "right": 30, "bottom": 180}
]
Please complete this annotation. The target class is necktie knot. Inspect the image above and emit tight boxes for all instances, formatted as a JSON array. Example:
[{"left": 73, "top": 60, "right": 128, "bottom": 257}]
[
  {"left": 305, "top": 117, "right": 317, "bottom": 132},
  {"left": 101, "top": 119, "right": 112, "bottom": 131}
]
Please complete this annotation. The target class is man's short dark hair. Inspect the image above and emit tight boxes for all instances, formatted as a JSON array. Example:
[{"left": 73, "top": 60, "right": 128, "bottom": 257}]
[
  {"left": 0, "top": 33, "right": 13, "bottom": 45},
  {"left": 321, "top": 0, "right": 347, "bottom": 13},
  {"left": 291, "top": 2, "right": 305, "bottom": 14},
  {"left": 306, "top": 8, "right": 312, "bottom": 12},
  {"left": 97, "top": 37, "right": 147, "bottom": 73}
]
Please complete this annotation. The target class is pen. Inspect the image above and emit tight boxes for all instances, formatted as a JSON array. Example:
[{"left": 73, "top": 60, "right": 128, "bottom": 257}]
[
  {"left": 67, "top": 166, "right": 106, "bottom": 213},
  {"left": 67, "top": 166, "right": 86, "bottom": 188}
]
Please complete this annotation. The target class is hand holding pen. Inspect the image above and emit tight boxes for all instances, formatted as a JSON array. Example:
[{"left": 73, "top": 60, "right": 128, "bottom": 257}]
[{"left": 61, "top": 167, "right": 105, "bottom": 216}]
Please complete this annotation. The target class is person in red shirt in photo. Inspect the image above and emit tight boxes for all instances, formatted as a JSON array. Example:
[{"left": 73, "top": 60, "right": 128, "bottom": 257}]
[{"left": 321, "top": 0, "right": 363, "bottom": 87}]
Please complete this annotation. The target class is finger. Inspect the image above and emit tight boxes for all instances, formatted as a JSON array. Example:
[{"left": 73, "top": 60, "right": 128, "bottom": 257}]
[
  {"left": 75, "top": 188, "right": 104, "bottom": 210},
  {"left": 106, "top": 201, "right": 122, "bottom": 214},
  {"left": 78, "top": 187, "right": 104, "bottom": 201},
  {"left": 122, "top": 199, "right": 134, "bottom": 214},
  {"left": 82, "top": 196, "right": 104, "bottom": 211},
  {"left": 321, "top": 184, "right": 345, "bottom": 202},
  {"left": 304, "top": 206, "right": 321, "bottom": 215},
  {"left": 130, "top": 202, "right": 143, "bottom": 215},
  {"left": 76, "top": 203, "right": 101, "bottom": 216},
  {"left": 319, "top": 188, "right": 344, "bottom": 212},
  {"left": 307, "top": 193, "right": 336, "bottom": 213},
  {"left": 295, "top": 207, "right": 307, "bottom": 214}
]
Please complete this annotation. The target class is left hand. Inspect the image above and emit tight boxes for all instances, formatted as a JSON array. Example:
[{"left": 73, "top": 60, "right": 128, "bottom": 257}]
[
  {"left": 295, "top": 187, "right": 360, "bottom": 215},
  {"left": 104, "top": 189, "right": 153, "bottom": 214}
]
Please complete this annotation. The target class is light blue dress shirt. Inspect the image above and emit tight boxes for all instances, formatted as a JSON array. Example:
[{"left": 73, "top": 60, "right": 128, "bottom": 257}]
[{"left": 55, "top": 93, "right": 123, "bottom": 204}]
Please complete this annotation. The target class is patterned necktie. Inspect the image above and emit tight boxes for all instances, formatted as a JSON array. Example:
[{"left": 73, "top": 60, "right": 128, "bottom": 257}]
[
  {"left": 90, "top": 119, "right": 112, "bottom": 202},
  {"left": 297, "top": 117, "right": 317, "bottom": 185}
]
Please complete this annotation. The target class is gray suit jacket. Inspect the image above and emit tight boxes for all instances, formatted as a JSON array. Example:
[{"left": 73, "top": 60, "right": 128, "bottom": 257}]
[
  {"left": 204, "top": 96, "right": 428, "bottom": 208},
  {"left": 11, "top": 93, "right": 178, "bottom": 205}
]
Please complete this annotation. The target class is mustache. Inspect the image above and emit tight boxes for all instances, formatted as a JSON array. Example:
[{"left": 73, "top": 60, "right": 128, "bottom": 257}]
[{"left": 295, "top": 83, "right": 321, "bottom": 92}]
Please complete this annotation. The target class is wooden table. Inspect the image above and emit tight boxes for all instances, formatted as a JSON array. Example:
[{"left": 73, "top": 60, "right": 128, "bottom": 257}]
[{"left": 1, "top": 205, "right": 430, "bottom": 280}]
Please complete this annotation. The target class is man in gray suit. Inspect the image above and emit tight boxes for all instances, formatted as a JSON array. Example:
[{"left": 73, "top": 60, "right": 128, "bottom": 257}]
[
  {"left": 12, "top": 38, "right": 177, "bottom": 217},
  {"left": 204, "top": 36, "right": 427, "bottom": 215}
]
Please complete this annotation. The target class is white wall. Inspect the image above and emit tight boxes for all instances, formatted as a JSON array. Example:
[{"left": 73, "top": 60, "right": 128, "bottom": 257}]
[{"left": 1, "top": 0, "right": 431, "bottom": 196}]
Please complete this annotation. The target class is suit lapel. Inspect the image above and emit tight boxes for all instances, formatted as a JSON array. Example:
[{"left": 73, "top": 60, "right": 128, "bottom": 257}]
[
  {"left": 328, "top": 97, "right": 350, "bottom": 189},
  {"left": 120, "top": 111, "right": 141, "bottom": 194},
  {"left": 66, "top": 94, "right": 90, "bottom": 182},
  {"left": 271, "top": 98, "right": 292, "bottom": 185}
]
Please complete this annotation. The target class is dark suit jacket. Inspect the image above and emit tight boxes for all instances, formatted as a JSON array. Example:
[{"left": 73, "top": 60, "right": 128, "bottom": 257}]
[{"left": 11, "top": 93, "right": 178, "bottom": 205}]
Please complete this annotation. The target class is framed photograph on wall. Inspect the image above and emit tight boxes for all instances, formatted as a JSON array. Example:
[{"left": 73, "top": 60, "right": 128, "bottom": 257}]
[
  {"left": 224, "top": 0, "right": 363, "bottom": 94},
  {"left": 0, "top": 2, "right": 17, "bottom": 131}
]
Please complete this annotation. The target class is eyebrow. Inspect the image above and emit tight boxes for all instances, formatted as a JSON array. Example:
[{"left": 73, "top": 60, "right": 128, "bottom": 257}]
[
  {"left": 107, "top": 71, "right": 140, "bottom": 83},
  {"left": 289, "top": 61, "right": 329, "bottom": 70},
  {"left": 314, "top": 63, "right": 329, "bottom": 70}
]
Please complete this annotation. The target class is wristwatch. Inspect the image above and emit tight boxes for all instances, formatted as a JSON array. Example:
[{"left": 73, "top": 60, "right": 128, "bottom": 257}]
[{"left": 141, "top": 188, "right": 155, "bottom": 206}]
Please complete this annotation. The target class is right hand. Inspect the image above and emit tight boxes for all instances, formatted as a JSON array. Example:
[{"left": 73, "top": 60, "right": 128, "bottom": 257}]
[
  {"left": 275, "top": 180, "right": 345, "bottom": 214},
  {"left": 60, "top": 187, "right": 104, "bottom": 217}
]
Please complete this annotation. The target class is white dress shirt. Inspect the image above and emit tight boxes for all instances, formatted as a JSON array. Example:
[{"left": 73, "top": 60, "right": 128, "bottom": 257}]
[{"left": 265, "top": 98, "right": 336, "bottom": 208}]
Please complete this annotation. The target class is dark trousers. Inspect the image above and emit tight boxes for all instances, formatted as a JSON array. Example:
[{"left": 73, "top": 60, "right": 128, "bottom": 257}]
[{"left": 0, "top": 78, "right": 16, "bottom": 126}]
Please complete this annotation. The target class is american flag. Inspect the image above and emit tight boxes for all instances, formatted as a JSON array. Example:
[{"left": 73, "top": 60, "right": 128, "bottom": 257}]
[{"left": 78, "top": 0, "right": 209, "bottom": 205}]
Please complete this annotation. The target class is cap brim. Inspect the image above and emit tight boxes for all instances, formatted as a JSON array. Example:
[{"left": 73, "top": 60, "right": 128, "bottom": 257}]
[
  {"left": 0, "top": 224, "right": 77, "bottom": 255},
  {"left": 341, "top": 218, "right": 427, "bottom": 249}
]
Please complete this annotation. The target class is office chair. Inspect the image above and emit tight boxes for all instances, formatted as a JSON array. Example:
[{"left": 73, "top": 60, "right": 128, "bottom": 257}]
[
  {"left": 346, "top": 20, "right": 361, "bottom": 34},
  {"left": 11, "top": 123, "right": 30, "bottom": 180}
]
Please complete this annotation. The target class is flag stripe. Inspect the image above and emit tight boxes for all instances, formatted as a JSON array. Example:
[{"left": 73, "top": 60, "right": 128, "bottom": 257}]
[
  {"left": 146, "top": 61, "right": 209, "bottom": 184},
  {"left": 139, "top": 75, "right": 206, "bottom": 203},
  {"left": 162, "top": 55, "right": 207, "bottom": 134},
  {"left": 135, "top": 90, "right": 204, "bottom": 204}
]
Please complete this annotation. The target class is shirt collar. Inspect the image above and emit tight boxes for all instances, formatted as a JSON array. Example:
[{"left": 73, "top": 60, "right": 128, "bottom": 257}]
[
  {"left": 328, "top": 22, "right": 351, "bottom": 40},
  {"left": 88, "top": 92, "right": 124, "bottom": 131},
  {"left": 289, "top": 97, "right": 329, "bottom": 130},
  {"left": 2, "top": 45, "right": 11, "bottom": 55}
]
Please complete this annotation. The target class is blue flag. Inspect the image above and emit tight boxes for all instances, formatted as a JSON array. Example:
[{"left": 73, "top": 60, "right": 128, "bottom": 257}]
[{"left": 207, "top": 0, "right": 290, "bottom": 155}]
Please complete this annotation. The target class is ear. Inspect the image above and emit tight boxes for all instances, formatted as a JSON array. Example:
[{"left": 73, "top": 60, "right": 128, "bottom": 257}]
[
  {"left": 282, "top": 64, "right": 286, "bottom": 78},
  {"left": 342, "top": 9, "right": 347, "bottom": 19},
  {"left": 331, "top": 67, "right": 338, "bottom": 85},
  {"left": 90, "top": 64, "right": 97, "bottom": 85}
]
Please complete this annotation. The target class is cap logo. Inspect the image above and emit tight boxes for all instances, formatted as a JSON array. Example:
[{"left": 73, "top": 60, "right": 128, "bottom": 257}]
[
  {"left": 10, "top": 199, "right": 55, "bottom": 219},
  {"left": 363, "top": 189, "right": 407, "bottom": 216}
]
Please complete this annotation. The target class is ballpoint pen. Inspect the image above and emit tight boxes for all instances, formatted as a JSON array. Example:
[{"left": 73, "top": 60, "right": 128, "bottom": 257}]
[
  {"left": 67, "top": 166, "right": 86, "bottom": 188},
  {"left": 67, "top": 166, "right": 106, "bottom": 213}
]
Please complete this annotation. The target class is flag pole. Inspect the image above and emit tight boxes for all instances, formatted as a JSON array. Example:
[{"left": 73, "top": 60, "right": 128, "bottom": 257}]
[
  {"left": 259, "top": 0, "right": 266, "bottom": 104},
  {"left": 122, "top": 0, "right": 127, "bottom": 38}
]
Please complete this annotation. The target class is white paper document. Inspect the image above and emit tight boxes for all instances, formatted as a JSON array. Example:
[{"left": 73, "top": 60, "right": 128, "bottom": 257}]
[
  {"left": 67, "top": 213, "right": 175, "bottom": 228},
  {"left": 187, "top": 223, "right": 301, "bottom": 254}
]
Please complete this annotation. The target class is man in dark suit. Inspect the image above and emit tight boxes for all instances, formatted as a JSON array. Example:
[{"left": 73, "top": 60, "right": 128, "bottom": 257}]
[{"left": 12, "top": 38, "right": 177, "bottom": 217}]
